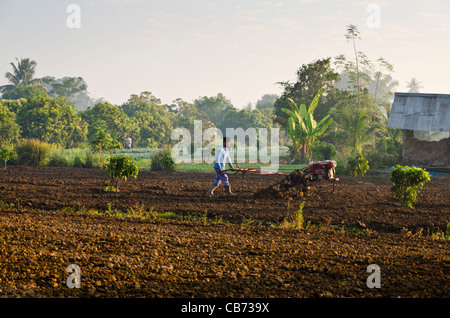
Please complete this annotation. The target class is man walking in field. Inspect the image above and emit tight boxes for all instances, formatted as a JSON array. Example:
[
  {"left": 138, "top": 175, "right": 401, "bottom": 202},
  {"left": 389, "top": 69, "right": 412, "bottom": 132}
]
[{"left": 207, "top": 137, "right": 238, "bottom": 196}]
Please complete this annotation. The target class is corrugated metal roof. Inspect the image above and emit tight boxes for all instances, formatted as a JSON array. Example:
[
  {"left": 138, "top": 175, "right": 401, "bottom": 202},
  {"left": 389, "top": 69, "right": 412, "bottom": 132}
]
[{"left": 388, "top": 93, "right": 450, "bottom": 132}]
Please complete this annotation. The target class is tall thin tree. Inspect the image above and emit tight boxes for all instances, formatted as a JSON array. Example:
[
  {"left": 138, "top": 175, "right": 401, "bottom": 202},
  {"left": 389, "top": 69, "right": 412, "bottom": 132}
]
[{"left": 345, "top": 25, "right": 362, "bottom": 109}]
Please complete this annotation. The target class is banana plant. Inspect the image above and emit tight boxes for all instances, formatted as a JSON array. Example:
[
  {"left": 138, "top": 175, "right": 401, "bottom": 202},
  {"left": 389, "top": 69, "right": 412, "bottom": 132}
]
[{"left": 281, "top": 91, "right": 333, "bottom": 162}]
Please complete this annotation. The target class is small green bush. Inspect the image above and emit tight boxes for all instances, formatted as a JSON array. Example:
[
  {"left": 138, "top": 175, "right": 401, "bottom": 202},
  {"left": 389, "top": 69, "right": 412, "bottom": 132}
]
[
  {"left": 347, "top": 153, "right": 369, "bottom": 176},
  {"left": 103, "top": 155, "right": 139, "bottom": 191},
  {"left": 390, "top": 165, "right": 430, "bottom": 208},
  {"left": 150, "top": 147, "right": 176, "bottom": 173},
  {"left": 15, "top": 139, "right": 51, "bottom": 166}
]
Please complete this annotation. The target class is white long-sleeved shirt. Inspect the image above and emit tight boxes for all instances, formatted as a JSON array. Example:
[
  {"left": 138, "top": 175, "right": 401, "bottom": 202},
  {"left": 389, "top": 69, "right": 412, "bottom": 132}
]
[{"left": 213, "top": 145, "right": 234, "bottom": 170}]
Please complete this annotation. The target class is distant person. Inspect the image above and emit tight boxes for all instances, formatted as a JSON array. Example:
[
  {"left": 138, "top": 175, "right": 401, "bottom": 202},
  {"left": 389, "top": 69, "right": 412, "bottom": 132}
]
[
  {"left": 207, "top": 137, "right": 239, "bottom": 196},
  {"left": 126, "top": 137, "right": 132, "bottom": 150}
]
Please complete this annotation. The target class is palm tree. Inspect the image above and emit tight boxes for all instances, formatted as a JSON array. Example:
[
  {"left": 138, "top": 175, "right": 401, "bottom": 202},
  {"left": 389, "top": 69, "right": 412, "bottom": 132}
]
[
  {"left": 407, "top": 78, "right": 423, "bottom": 93},
  {"left": 0, "top": 57, "right": 42, "bottom": 93},
  {"left": 333, "top": 106, "right": 378, "bottom": 154}
]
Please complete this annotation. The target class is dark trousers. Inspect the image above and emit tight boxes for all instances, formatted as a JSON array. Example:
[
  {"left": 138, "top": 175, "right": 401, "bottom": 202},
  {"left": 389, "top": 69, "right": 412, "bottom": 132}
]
[{"left": 214, "top": 167, "right": 229, "bottom": 186}]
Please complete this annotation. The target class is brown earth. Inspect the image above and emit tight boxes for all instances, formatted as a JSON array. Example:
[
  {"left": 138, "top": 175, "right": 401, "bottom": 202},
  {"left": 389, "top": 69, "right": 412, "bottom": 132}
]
[{"left": 0, "top": 166, "right": 448, "bottom": 298}]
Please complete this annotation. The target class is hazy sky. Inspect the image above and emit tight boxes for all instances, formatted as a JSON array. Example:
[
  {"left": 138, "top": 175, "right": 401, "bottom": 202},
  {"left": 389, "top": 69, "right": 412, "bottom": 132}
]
[{"left": 1, "top": 0, "right": 449, "bottom": 107}]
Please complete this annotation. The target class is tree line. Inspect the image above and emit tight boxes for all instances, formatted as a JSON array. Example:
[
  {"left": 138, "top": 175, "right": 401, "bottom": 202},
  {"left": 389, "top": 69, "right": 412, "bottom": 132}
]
[
  {"left": 0, "top": 66, "right": 278, "bottom": 150},
  {"left": 1, "top": 25, "right": 421, "bottom": 169}
]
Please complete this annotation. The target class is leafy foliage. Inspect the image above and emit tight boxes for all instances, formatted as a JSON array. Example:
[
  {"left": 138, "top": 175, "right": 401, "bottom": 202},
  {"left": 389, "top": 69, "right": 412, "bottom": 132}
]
[
  {"left": 89, "top": 121, "right": 122, "bottom": 154},
  {"left": 332, "top": 105, "right": 377, "bottom": 154},
  {"left": 390, "top": 165, "right": 430, "bottom": 208},
  {"left": 0, "top": 146, "right": 18, "bottom": 169},
  {"left": 47, "top": 149, "right": 71, "bottom": 167},
  {"left": 0, "top": 58, "right": 43, "bottom": 93},
  {"left": 15, "top": 139, "right": 52, "bottom": 166},
  {"left": 194, "top": 93, "right": 234, "bottom": 125},
  {"left": 16, "top": 94, "right": 88, "bottom": 148},
  {"left": 121, "top": 92, "right": 174, "bottom": 147},
  {"left": 274, "top": 58, "right": 340, "bottom": 122},
  {"left": 41, "top": 76, "right": 87, "bottom": 99},
  {"left": 312, "top": 141, "right": 337, "bottom": 161},
  {"left": 103, "top": 155, "right": 139, "bottom": 192},
  {"left": 216, "top": 107, "right": 273, "bottom": 134},
  {"left": 347, "top": 153, "right": 369, "bottom": 176},
  {"left": 364, "top": 136, "right": 402, "bottom": 168},
  {"left": 150, "top": 147, "right": 176, "bottom": 173},
  {"left": 80, "top": 101, "right": 140, "bottom": 146},
  {"left": 0, "top": 102, "right": 21, "bottom": 145},
  {"left": 281, "top": 92, "right": 333, "bottom": 162},
  {"left": 1, "top": 85, "right": 46, "bottom": 100}
]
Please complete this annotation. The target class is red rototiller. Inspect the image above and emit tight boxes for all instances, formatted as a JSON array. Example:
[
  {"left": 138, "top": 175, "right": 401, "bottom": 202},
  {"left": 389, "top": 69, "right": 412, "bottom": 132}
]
[{"left": 228, "top": 160, "right": 339, "bottom": 196}]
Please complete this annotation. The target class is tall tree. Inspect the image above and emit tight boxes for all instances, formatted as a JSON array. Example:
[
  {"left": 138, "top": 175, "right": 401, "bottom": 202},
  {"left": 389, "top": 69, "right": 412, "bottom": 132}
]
[
  {"left": 41, "top": 76, "right": 87, "bottom": 99},
  {"left": 373, "top": 57, "right": 394, "bottom": 109},
  {"left": 17, "top": 95, "right": 88, "bottom": 148},
  {"left": 170, "top": 98, "right": 214, "bottom": 138},
  {"left": 80, "top": 101, "right": 140, "bottom": 147},
  {"left": 274, "top": 58, "right": 340, "bottom": 122},
  {"left": 256, "top": 94, "right": 278, "bottom": 110},
  {"left": 194, "top": 93, "right": 234, "bottom": 125},
  {"left": 1, "top": 85, "right": 46, "bottom": 100},
  {"left": 371, "top": 57, "right": 396, "bottom": 142},
  {"left": 121, "top": 92, "right": 173, "bottom": 147},
  {"left": 344, "top": 24, "right": 362, "bottom": 108},
  {"left": 0, "top": 58, "right": 42, "bottom": 94}
]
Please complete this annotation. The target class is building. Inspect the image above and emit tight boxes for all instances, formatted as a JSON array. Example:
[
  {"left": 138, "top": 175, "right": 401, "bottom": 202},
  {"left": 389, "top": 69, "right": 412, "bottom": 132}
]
[{"left": 388, "top": 92, "right": 450, "bottom": 167}]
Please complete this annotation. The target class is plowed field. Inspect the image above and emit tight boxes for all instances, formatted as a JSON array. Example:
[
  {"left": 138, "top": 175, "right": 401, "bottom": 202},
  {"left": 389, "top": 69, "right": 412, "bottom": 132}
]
[{"left": 0, "top": 166, "right": 448, "bottom": 299}]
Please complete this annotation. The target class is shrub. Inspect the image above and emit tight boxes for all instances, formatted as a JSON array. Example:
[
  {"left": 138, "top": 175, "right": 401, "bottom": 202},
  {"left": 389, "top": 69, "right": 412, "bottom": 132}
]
[
  {"left": 347, "top": 153, "right": 369, "bottom": 176},
  {"left": 83, "top": 150, "right": 104, "bottom": 168},
  {"left": 47, "top": 149, "right": 71, "bottom": 167},
  {"left": 390, "top": 165, "right": 430, "bottom": 208},
  {"left": 15, "top": 139, "right": 51, "bottom": 166},
  {"left": 103, "top": 155, "right": 139, "bottom": 192},
  {"left": 150, "top": 147, "right": 176, "bottom": 173},
  {"left": 0, "top": 146, "right": 18, "bottom": 169},
  {"left": 73, "top": 155, "right": 85, "bottom": 168}
]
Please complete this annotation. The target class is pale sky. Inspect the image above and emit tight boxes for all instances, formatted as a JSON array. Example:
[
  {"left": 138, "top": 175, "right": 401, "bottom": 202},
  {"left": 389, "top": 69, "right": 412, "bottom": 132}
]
[{"left": 1, "top": 0, "right": 449, "bottom": 107}]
